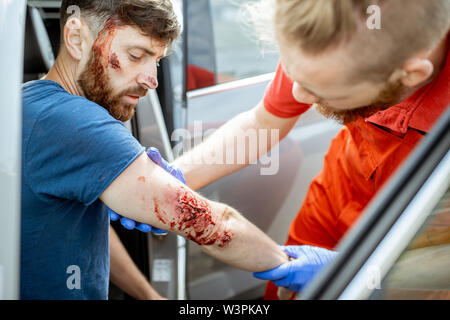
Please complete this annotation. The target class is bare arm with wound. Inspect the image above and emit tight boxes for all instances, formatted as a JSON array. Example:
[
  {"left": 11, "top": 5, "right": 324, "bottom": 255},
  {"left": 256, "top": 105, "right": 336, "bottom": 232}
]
[
  {"left": 173, "top": 101, "right": 300, "bottom": 190},
  {"left": 100, "top": 152, "right": 289, "bottom": 272}
]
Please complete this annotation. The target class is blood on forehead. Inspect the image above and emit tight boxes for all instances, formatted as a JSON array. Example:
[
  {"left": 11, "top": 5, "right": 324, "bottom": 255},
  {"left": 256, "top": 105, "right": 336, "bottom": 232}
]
[
  {"left": 92, "top": 16, "right": 125, "bottom": 62},
  {"left": 86, "top": 16, "right": 128, "bottom": 96}
]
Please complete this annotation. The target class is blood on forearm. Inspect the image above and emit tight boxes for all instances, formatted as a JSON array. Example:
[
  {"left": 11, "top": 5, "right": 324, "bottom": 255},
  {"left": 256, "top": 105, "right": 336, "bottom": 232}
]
[{"left": 153, "top": 185, "right": 233, "bottom": 248}]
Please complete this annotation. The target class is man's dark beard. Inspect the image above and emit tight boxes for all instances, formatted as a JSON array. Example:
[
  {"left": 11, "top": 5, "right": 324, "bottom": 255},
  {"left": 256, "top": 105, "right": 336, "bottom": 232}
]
[
  {"left": 316, "top": 79, "right": 406, "bottom": 125},
  {"left": 77, "top": 50, "right": 147, "bottom": 122}
]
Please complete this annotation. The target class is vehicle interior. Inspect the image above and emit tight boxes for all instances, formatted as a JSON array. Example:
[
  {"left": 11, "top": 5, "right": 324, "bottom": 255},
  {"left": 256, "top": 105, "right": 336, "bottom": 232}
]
[
  {"left": 12, "top": 0, "right": 449, "bottom": 300},
  {"left": 22, "top": 0, "right": 342, "bottom": 300}
]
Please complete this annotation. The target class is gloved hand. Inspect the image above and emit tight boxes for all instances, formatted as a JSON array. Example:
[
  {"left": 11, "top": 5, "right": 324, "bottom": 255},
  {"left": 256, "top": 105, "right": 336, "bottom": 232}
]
[
  {"left": 147, "top": 147, "right": 186, "bottom": 185},
  {"left": 108, "top": 147, "right": 186, "bottom": 234},
  {"left": 109, "top": 210, "right": 162, "bottom": 233},
  {"left": 253, "top": 245, "right": 338, "bottom": 292}
]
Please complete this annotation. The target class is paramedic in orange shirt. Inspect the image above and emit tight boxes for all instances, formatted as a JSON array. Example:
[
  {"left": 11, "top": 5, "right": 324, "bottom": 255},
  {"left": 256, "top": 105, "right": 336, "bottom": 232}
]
[{"left": 174, "top": 0, "right": 450, "bottom": 298}]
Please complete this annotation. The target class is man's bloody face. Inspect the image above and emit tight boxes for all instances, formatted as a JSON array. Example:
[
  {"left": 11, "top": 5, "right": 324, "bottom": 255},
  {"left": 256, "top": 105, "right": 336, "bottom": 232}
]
[{"left": 78, "top": 17, "right": 166, "bottom": 122}]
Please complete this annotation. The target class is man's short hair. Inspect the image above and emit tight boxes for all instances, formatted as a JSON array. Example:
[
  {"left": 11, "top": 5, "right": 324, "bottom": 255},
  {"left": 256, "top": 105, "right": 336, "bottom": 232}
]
[
  {"left": 60, "top": 0, "right": 180, "bottom": 46},
  {"left": 251, "top": 0, "right": 450, "bottom": 82}
]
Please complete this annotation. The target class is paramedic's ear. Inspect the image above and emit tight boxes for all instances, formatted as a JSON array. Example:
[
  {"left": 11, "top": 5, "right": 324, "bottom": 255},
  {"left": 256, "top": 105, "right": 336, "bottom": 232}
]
[
  {"left": 399, "top": 57, "right": 434, "bottom": 87},
  {"left": 63, "top": 17, "right": 84, "bottom": 61}
]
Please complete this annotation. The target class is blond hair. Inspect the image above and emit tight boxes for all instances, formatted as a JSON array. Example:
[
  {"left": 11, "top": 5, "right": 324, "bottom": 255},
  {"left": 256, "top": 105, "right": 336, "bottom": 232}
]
[{"left": 250, "top": 0, "right": 450, "bottom": 82}]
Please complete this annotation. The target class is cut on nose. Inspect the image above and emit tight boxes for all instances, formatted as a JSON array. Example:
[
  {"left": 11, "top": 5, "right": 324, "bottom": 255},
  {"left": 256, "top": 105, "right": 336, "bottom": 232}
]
[{"left": 138, "top": 74, "right": 158, "bottom": 90}]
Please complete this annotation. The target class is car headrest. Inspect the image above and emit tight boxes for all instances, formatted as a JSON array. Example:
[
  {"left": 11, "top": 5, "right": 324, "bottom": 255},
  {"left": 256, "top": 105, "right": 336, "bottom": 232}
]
[{"left": 24, "top": 6, "right": 55, "bottom": 75}]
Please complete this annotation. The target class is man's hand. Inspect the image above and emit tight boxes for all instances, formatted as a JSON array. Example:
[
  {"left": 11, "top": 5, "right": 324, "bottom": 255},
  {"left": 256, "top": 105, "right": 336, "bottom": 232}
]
[
  {"left": 253, "top": 245, "right": 338, "bottom": 293},
  {"left": 108, "top": 147, "right": 186, "bottom": 234}
]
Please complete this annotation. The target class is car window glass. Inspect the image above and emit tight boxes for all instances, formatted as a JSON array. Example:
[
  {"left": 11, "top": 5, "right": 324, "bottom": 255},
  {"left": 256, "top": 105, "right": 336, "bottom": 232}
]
[
  {"left": 186, "top": 0, "right": 279, "bottom": 91},
  {"left": 372, "top": 188, "right": 450, "bottom": 300}
]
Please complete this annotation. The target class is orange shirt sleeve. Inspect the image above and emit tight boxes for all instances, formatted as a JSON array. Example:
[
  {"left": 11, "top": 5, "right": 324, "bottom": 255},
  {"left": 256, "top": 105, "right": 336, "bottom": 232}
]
[{"left": 264, "top": 63, "right": 311, "bottom": 118}]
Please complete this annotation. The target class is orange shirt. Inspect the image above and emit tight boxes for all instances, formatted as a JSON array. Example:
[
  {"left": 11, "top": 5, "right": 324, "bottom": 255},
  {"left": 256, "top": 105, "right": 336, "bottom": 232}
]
[{"left": 264, "top": 49, "right": 450, "bottom": 250}]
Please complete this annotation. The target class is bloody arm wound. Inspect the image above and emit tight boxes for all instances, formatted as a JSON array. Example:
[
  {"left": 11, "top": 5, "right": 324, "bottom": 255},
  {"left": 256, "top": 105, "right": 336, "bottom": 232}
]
[{"left": 100, "top": 152, "right": 288, "bottom": 272}]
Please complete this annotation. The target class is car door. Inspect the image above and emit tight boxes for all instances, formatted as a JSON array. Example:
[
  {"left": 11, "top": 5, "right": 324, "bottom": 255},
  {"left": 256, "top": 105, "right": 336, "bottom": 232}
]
[
  {"left": 300, "top": 108, "right": 450, "bottom": 300},
  {"left": 182, "top": 0, "right": 342, "bottom": 300},
  {"left": 0, "top": 0, "right": 27, "bottom": 300}
]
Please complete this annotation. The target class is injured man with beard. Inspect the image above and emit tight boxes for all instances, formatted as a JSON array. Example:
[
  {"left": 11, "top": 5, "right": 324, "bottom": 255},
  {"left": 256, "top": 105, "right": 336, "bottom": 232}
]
[
  {"left": 20, "top": 0, "right": 290, "bottom": 300},
  {"left": 76, "top": 15, "right": 156, "bottom": 122}
]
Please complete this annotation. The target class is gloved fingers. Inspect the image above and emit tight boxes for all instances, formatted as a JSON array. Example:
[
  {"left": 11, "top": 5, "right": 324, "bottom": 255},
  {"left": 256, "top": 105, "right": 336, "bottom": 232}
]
[
  {"left": 175, "top": 168, "right": 186, "bottom": 184},
  {"left": 151, "top": 228, "right": 169, "bottom": 235},
  {"left": 272, "top": 277, "right": 303, "bottom": 293},
  {"left": 253, "top": 263, "right": 291, "bottom": 281},
  {"left": 148, "top": 147, "right": 169, "bottom": 171},
  {"left": 281, "top": 245, "right": 302, "bottom": 259},
  {"left": 147, "top": 147, "right": 162, "bottom": 164},
  {"left": 135, "top": 223, "right": 153, "bottom": 233},
  {"left": 147, "top": 147, "right": 186, "bottom": 185},
  {"left": 135, "top": 223, "right": 168, "bottom": 234},
  {"left": 109, "top": 209, "right": 120, "bottom": 221},
  {"left": 120, "top": 217, "right": 137, "bottom": 230},
  {"left": 272, "top": 275, "right": 298, "bottom": 288},
  {"left": 169, "top": 167, "right": 186, "bottom": 184}
]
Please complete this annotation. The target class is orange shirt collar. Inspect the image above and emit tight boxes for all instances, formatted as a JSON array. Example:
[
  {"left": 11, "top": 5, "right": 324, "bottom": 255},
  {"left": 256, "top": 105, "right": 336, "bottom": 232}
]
[{"left": 366, "top": 38, "right": 450, "bottom": 135}]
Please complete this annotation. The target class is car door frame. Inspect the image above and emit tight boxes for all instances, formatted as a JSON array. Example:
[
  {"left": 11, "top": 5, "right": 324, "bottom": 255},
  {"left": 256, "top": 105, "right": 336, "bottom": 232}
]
[
  {"left": 300, "top": 108, "right": 450, "bottom": 300},
  {"left": 0, "top": 0, "right": 27, "bottom": 300}
]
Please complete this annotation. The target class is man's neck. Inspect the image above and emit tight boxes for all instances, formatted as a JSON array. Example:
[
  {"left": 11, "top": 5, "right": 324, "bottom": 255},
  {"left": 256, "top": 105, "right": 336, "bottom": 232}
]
[{"left": 45, "top": 51, "right": 81, "bottom": 96}]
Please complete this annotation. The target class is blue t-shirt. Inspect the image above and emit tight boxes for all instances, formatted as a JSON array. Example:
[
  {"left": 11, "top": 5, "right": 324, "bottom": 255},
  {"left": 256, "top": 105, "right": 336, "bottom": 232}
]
[{"left": 21, "top": 80, "right": 145, "bottom": 299}]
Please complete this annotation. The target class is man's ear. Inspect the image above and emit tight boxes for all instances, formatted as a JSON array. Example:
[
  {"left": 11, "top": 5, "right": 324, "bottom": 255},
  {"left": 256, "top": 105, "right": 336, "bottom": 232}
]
[
  {"left": 63, "top": 17, "right": 84, "bottom": 61},
  {"left": 399, "top": 57, "right": 434, "bottom": 87}
]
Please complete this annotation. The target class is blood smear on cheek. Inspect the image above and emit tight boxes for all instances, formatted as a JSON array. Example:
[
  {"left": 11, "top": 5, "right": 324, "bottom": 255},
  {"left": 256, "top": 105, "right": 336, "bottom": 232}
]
[{"left": 109, "top": 52, "right": 121, "bottom": 70}]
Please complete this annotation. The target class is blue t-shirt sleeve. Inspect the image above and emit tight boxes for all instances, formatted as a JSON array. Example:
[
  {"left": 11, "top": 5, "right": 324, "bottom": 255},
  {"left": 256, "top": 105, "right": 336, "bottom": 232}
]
[{"left": 25, "top": 95, "right": 145, "bottom": 205}]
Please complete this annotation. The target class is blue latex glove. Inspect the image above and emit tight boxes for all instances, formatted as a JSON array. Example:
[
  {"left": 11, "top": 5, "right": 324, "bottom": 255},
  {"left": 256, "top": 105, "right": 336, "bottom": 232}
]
[
  {"left": 253, "top": 245, "right": 338, "bottom": 292},
  {"left": 108, "top": 147, "right": 186, "bottom": 234},
  {"left": 147, "top": 147, "right": 186, "bottom": 185}
]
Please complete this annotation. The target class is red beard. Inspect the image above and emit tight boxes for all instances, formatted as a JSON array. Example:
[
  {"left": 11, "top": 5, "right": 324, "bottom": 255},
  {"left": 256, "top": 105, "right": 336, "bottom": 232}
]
[
  {"left": 316, "top": 79, "right": 406, "bottom": 125},
  {"left": 77, "top": 16, "right": 147, "bottom": 122}
]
